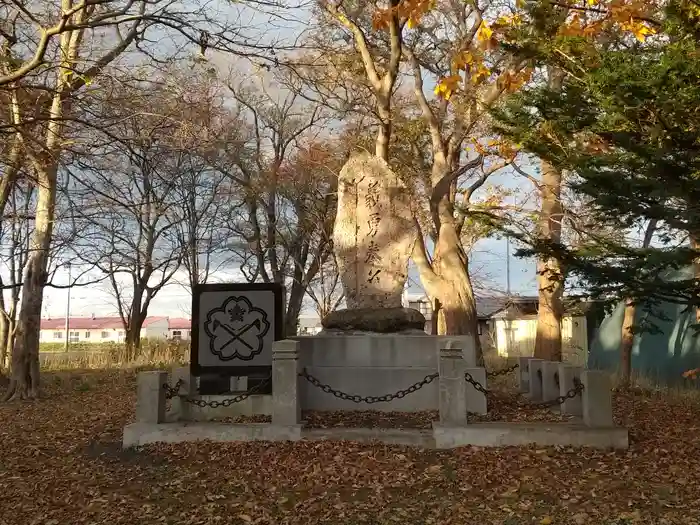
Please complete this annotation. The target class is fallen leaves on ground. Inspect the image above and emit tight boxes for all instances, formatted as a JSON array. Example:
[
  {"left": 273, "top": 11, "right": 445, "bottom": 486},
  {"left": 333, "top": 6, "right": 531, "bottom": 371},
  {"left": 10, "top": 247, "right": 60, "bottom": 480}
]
[{"left": 0, "top": 370, "right": 699, "bottom": 524}]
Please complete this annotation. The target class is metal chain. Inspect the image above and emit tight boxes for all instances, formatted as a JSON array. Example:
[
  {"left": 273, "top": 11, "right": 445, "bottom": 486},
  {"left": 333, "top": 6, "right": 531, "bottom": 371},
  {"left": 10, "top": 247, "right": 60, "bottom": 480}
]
[
  {"left": 163, "top": 379, "right": 184, "bottom": 400},
  {"left": 486, "top": 363, "right": 519, "bottom": 377},
  {"left": 526, "top": 378, "right": 584, "bottom": 409},
  {"left": 464, "top": 371, "right": 490, "bottom": 395},
  {"left": 299, "top": 368, "right": 438, "bottom": 404},
  {"left": 162, "top": 376, "right": 271, "bottom": 408}
]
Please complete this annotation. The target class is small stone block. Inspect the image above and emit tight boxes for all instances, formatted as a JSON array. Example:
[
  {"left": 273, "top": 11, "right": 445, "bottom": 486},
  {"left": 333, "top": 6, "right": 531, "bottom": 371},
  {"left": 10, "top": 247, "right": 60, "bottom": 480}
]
[
  {"left": 439, "top": 345, "right": 467, "bottom": 424},
  {"left": 517, "top": 356, "right": 530, "bottom": 393},
  {"left": 559, "top": 364, "right": 583, "bottom": 416},
  {"left": 230, "top": 376, "right": 248, "bottom": 392},
  {"left": 136, "top": 371, "right": 167, "bottom": 424},
  {"left": 272, "top": 339, "right": 300, "bottom": 425},
  {"left": 581, "top": 370, "right": 614, "bottom": 427},
  {"left": 465, "top": 367, "right": 487, "bottom": 415},
  {"left": 272, "top": 339, "right": 301, "bottom": 357},
  {"left": 527, "top": 359, "right": 544, "bottom": 402},
  {"left": 439, "top": 337, "right": 476, "bottom": 367},
  {"left": 541, "top": 361, "right": 560, "bottom": 407}
]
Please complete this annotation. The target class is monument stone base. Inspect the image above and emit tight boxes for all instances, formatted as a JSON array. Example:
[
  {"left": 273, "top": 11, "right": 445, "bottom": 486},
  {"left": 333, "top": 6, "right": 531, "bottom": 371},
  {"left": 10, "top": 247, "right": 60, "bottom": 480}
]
[{"left": 321, "top": 307, "right": 426, "bottom": 333}]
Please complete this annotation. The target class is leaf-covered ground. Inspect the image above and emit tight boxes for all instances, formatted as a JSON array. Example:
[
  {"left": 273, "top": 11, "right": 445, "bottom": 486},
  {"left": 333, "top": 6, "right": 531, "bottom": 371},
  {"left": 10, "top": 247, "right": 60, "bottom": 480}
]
[{"left": 1, "top": 370, "right": 699, "bottom": 525}]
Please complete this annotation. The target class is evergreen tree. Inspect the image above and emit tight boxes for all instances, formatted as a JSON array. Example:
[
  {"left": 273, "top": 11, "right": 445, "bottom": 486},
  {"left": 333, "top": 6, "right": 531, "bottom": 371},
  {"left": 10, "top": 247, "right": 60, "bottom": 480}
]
[{"left": 490, "top": 2, "right": 700, "bottom": 322}]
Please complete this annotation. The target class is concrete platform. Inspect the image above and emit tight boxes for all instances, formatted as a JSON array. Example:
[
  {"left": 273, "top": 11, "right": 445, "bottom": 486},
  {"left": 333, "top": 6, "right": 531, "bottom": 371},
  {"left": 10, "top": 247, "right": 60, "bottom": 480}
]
[
  {"left": 433, "top": 422, "right": 629, "bottom": 449},
  {"left": 123, "top": 421, "right": 628, "bottom": 450},
  {"left": 123, "top": 422, "right": 303, "bottom": 447}
]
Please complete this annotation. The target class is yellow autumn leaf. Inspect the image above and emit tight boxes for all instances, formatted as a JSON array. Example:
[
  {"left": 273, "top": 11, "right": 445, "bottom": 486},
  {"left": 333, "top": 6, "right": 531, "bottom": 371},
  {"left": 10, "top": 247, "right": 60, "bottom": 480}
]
[
  {"left": 586, "top": 0, "right": 599, "bottom": 5},
  {"left": 516, "top": 0, "right": 525, "bottom": 7},
  {"left": 407, "top": 16, "right": 418, "bottom": 29},
  {"left": 471, "top": 63, "right": 491, "bottom": 84},
  {"left": 434, "top": 74, "right": 461, "bottom": 100},
  {"left": 632, "top": 22, "right": 656, "bottom": 42},
  {"left": 451, "top": 51, "right": 475, "bottom": 71},
  {"left": 477, "top": 21, "right": 493, "bottom": 42},
  {"left": 540, "top": 517, "right": 553, "bottom": 525}
]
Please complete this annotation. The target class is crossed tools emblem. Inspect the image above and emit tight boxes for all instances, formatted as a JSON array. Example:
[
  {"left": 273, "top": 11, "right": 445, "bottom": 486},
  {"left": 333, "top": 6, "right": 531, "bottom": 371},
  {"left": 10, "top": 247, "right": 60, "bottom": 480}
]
[
  {"left": 204, "top": 296, "right": 270, "bottom": 361},
  {"left": 211, "top": 318, "right": 261, "bottom": 354}
]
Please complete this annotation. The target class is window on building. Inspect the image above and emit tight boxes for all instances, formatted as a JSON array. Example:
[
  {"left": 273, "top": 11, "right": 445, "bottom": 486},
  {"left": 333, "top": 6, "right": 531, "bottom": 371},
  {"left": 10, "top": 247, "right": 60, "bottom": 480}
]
[
  {"left": 84, "top": 331, "right": 91, "bottom": 339},
  {"left": 172, "top": 330, "right": 182, "bottom": 341},
  {"left": 101, "top": 331, "right": 109, "bottom": 339},
  {"left": 69, "top": 331, "right": 79, "bottom": 343},
  {"left": 53, "top": 331, "right": 63, "bottom": 339}
]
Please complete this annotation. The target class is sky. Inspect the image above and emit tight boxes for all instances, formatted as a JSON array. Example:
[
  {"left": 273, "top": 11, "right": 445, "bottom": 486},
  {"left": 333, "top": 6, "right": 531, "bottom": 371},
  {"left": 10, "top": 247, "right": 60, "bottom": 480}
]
[{"left": 6, "top": 0, "right": 539, "bottom": 321}]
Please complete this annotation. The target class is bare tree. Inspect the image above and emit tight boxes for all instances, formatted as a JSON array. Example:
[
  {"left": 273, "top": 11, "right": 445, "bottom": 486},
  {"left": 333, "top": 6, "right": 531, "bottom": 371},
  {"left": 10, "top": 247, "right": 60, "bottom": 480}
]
[
  {"left": 67, "top": 81, "right": 198, "bottom": 357},
  {"left": 306, "top": 257, "right": 345, "bottom": 320},
  {"left": 212, "top": 82, "right": 339, "bottom": 335},
  {"left": 0, "top": 0, "right": 287, "bottom": 399}
]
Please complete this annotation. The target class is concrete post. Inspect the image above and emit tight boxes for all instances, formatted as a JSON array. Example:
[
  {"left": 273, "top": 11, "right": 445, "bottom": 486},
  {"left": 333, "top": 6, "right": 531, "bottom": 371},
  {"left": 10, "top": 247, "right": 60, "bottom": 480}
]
[
  {"left": 465, "top": 367, "right": 487, "bottom": 415},
  {"left": 136, "top": 371, "right": 167, "bottom": 423},
  {"left": 559, "top": 364, "right": 583, "bottom": 416},
  {"left": 170, "top": 367, "right": 195, "bottom": 422},
  {"left": 581, "top": 370, "right": 614, "bottom": 427},
  {"left": 527, "top": 358, "right": 544, "bottom": 402},
  {"left": 541, "top": 361, "right": 560, "bottom": 405},
  {"left": 438, "top": 342, "right": 467, "bottom": 425},
  {"left": 272, "top": 339, "right": 301, "bottom": 425},
  {"left": 517, "top": 356, "right": 531, "bottom": 393}
]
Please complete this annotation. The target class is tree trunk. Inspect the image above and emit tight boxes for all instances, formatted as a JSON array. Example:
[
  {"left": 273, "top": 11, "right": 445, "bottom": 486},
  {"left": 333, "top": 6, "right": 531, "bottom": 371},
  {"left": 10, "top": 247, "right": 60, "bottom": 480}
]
[
  {"left": 619, "top": 298, "right": 635, "bottom": 389},
  {"left": 415, "top": 222, "right": 483, "bottom": 363},
  {"left": 0, "top": 316, "right": 9, "bottom": 371},
  {"left": 619, "top": 219, "right": 657, "bottom": 389},
  {"left": 285, "top": 282, "right": 305, "bottom": 338},
  {"left": 375, "top": 97, "right": 391, "bottom": 161},
  {"left": 3, "top": 169, "right": 55, "bottom": 400},
  {"left": 691, "top": 232, "right": 700, "bottom": 324},
  {"left": 534, "top": 159, "right": 564, "bottom": 361}
]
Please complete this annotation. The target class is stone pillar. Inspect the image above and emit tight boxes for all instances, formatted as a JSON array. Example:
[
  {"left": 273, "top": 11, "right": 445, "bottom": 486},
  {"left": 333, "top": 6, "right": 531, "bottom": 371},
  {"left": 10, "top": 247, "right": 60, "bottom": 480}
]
[
  {"left": 272, "top": 339, "right": 301, "bottom": 425},
  {"left": 171, "top": 367, "right": 195, "bottom": 422},
  {"left": 541, "top": 361, "right": 560, "bottom": 405},
  {"left": 581, "top": 370, "right": 614, "bottom": 427},
  {"left": 136, "top": 371, "right": 167, "bottom": 424},
  {"left": 527, "top": 358, "right": 544, "bottom": 402},
  {"left": 464, "top": 367, "right": 487, "bottom": 415},
  {"left": 517, "top": 356, "right": 530, "bottom": 393},
  {"left": 439, "top": 336, "right": 477, "bottom": 367},
  {"left": 559, "top": 364, "right": 583, "bottom": 416},
  {"left": 438, "top": 343, "right": 467, "bottom": 425}
]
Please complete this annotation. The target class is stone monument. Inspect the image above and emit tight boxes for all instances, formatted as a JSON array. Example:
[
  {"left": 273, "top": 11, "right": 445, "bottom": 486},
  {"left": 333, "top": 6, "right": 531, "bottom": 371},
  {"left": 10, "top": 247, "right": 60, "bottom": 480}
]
[{"left": 323, "top": 151, "right": 425, "bottom": 333}]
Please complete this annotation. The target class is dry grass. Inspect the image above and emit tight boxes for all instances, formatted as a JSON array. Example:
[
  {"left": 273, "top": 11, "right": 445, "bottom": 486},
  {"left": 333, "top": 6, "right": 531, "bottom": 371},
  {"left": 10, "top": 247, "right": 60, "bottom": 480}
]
[{"left": 40, "top": 340, "right": 189, "bottom": 371}]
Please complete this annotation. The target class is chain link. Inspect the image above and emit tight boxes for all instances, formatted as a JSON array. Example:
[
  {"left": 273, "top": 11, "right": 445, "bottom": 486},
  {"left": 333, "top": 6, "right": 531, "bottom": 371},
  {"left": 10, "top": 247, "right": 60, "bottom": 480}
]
[
  {"left": 162, "top": 376, "right": 271, "bottom": 408},
  {"left": 486, "top": 363, "right": 519, "bottom": 377},
  {"left": 526, "top": 378, "right": 584, "bottom": 409},
  {"left": 464, "top": 371, "right": 490, "bottom": 395},
  {"left": 299, "top": 368, "right": 438, "bottom": 404},
  {"left": 163, "top": 379, "right": 184, "bottom": 400}
]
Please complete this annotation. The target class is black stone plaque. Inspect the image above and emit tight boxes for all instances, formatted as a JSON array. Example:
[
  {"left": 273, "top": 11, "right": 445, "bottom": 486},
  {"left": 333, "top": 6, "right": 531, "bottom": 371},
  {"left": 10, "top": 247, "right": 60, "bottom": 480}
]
[{"left": 191, "top": 283, "right": 285, "bottom": 377}]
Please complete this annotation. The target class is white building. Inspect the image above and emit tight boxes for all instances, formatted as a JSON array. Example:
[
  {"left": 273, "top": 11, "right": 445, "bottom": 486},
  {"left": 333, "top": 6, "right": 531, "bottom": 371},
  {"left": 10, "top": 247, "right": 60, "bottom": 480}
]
[
  {"left": 39, "top": 316, "right": 181, "bottom": 344},
  {"left": 167, "top": 318, "right": 192, "bottom": 340}
]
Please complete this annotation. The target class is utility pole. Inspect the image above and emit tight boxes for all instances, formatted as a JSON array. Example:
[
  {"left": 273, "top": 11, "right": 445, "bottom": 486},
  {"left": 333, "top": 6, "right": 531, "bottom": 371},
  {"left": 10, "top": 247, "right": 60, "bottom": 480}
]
[
  {"left": 506, "top": 235, "right": 511, "bottom": 297},
  {"left": 64, "top": 262, "right": 71, "bottom": 352}
]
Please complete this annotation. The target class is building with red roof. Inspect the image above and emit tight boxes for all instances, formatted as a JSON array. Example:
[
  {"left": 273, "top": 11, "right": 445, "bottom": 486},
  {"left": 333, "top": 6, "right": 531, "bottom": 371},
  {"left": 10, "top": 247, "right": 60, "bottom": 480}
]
[{"left": 39, "top": 316, "right": 191, "bottom": 344}]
